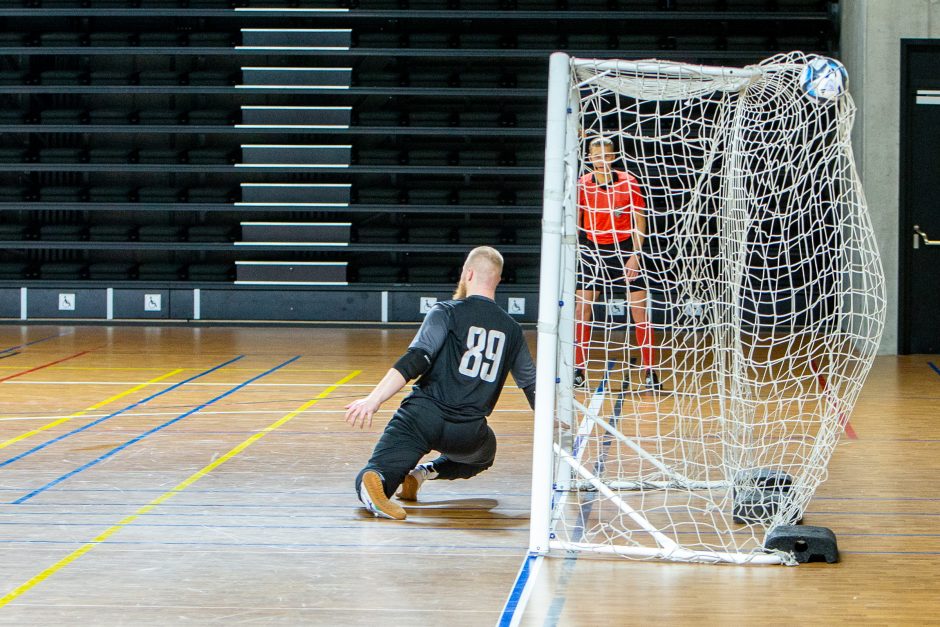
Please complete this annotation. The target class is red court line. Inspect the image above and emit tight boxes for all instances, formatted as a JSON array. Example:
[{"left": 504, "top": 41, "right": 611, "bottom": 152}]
[
  {"left": 809, "top": 358, "right": 858, "bottom": 440},
  {"left": 0, "top": 350, "right": 95, "bottom": 383}
]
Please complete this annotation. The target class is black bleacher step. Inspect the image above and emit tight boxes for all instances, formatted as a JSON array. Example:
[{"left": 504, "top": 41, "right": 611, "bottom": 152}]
[
  {"left": 354, "top": 33, "right": 401, "bottom": 48},
  {"left": 39, "top": 109, "right": 87, "bottom": 124},
  {"left": 0, "top": 109, "right": 23, "bottom": 124},
  {"left": 355, "top": 110, "right": 404, "bottom": 126},
  {"left": 0, "top": 262, "right": 29, "bottom": 279},
  {"left": 0, "top": 223, "right": 29, "bottom": 240},
  {"left": 0, "top": 148, "right": 24, "bottom": 163},
  {"left": 355, "top": 148, "right": 405, "bottom": 165},
  {"left": 187, "top": 225, "right": 237, "bottom": 243},
  {"left": 241, "top": 67, "right": 352, "bottom": 88},
  {"left": 354, "top": 187, "right": 407, "bottom": 204},
  {"left": 37, "top": 148, "right": 86, "bottom": 163},
  {"left": 88, "top": 109, "right": 129, "bottom": 124},
  {"left": 88, "top": 186, "right": 133, "bottom": 202},
  {"left": 0, "top": 34, "right": 24, "bottom": 46},
  {"left": 138, "top": 225, "right": 184, "bottom": 242},
  {"left": 187, "top": 71, "right": 237, "bottom": 87},
  {"left": 408, "top": 189, "right": 458, "bottom": 205},
  {"left": 457, "top": 226, "right": 508, "bottom": 245},
  {"left": 188, "top": 33, "right": 237, "bottom": 47},
  {"left": 239, "top": 222, "right": 351, "bottom": 243},
  {"left": 186, "top": 263, "right": 235, "bottom": 282},
  {"left": 39, "top": 70, "right": 84, "bottom": 86},
  {"left": 87, "top": 262, "right": 135, "bottom": 280},
  {"left": 39, "top": 187, "right": 87, "bottom": 202},
  {"left": 0, "top": 187, "right": 26, "bottom": 201},
  {"left": 133, "top": 71, "right": 183, "bottom": 86},
  {"left": 88, "top": 71, "right": 127, "bottom": 86},
  {"left": 504, "top": 221, "right": 541, "bottom": 245},
  {"left": 513, "top": 265, "right": 541, "bottom": 284},
  {"left": 407, "top": 225, "right": 457, "bottom": 244},
  {"left": 241, "top": 105, "right": 350, "bottom": 127},
  {"left": 235, "top": 261, "right": 347, "bottom": 284},
  {"left": 0, "top": 72, "right": 26, "bottom": 86},
  {"left": 240, "top": 28, "right": 351, "bottom": 49},
  {"left": 355, "top": 265, "right": 404, "bottom": 283},
  {"left": 88, "top": 224, "right": 136, "bottom": 241},
  {"left": 407, "top": 149, "right": 455, "bottom": 166},
  {"left": 39, "top": 224, "right": 87, "bottom": 241},
  {"left": 406, "top": 264, "right": 460, "bottom": 284},
  {"left": 88, "top": 32, "right": 131, "bottom": 47},
  {"left": 187, "top": 187, "right": 238, "bottom": 203},
  {"left": 134, "top": 110, "right": 182, "bottom": 125},
  {"left": 138, "top": 32, "right": 182, "bottom": 47},
  {"left": 134, "top": 149, "right": 179, "bottom": 164},
  {"left": 240, "top": 144, "right": 351, "bottom": 166},
  {"left": 354, "top": 226, "right": 403, "bottom": 244},
  {"left": 186, "top": 109, "right": 237, "bottom": 125},
  {"left": 39, "top": 262, "right": 87, "bottom": 280},
  {"left": 135, "top": 187, "right": 183, "bottom": 203},
  {"left": 239, "top": 183, "right": 351, "bottom": 205},
  {"left": 184, "top": 148, "right": 236, "bottom": 165},
  {"left": 137, "top": 263, "right": 184, "bottom": 281}
]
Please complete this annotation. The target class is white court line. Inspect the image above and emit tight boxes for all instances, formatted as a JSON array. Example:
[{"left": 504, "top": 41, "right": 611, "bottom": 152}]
[
  {"left": 2, "top": 381, "right": 534, "bottom": 393},
  {"left": 2, "top": 381, "right": 376, "bottom": 387},
  {"left": 8, "top": 604, "right": 496, "bottom": 613},
  {"left": 0, "top": 408, "right": 533, "bottom": 422}
]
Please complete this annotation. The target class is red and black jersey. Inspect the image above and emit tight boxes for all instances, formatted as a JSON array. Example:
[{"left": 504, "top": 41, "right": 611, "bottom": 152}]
[{"left": 578, "top": 170, "right": 645, "bottom": 245}]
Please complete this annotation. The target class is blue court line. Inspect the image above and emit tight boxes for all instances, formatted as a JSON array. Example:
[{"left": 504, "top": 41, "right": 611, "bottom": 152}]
[
  {"left": 499, "top": 367, "right": 612, "bottom": 627},
  {"left": 0, "top": 355, "right": 244, "bottom": 469},
  {"left": 12, "top": 355, "right": 300, "bottom": 504},
  {"left": 929, "top": 362, "right": 940, "bottom": 377},
  {"left": 0, "top": 331, "right": 72, "bottom": 356},
  {"left": 498, "top": 553, "right": 538, "bottom": 627}
]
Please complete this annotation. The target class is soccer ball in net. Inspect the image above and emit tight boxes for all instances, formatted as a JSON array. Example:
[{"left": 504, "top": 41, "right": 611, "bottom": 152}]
[{"left": 800, "top": 56, "right": 848, "bottom": 100}]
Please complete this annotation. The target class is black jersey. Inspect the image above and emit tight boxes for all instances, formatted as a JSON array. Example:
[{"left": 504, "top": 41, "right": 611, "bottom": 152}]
[{"left": 404, "top": 295, "right": 536, "bottom": 421}]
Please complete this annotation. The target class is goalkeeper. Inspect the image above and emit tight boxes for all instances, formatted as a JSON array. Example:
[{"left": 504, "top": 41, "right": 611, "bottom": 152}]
[
  {"left": 345, "top": 246, "right": 537, "bottom": 520},
  {"left": 575, "top": 137, "right": 659, "bottom": 391}
]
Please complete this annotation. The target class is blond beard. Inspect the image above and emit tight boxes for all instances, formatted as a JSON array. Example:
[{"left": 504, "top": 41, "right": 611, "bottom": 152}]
[{"left": 452, "top": 278, "right": 468, "bottom": 300}]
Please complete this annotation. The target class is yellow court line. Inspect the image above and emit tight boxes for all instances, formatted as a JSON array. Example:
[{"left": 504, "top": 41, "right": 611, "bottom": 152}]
[
  {"left": 0, "top": 369, "right": 183, "bottom": 451},
  {"left": 0, "top": 368, "right": 360, "bottom": 608},
  {"left": 0, "top": 366, "right": 354, "bottom": 373}
]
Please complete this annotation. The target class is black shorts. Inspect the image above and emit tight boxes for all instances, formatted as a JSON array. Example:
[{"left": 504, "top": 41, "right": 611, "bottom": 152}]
[{"left": 577, "top": 240, "right": 648, "bottom": 293}]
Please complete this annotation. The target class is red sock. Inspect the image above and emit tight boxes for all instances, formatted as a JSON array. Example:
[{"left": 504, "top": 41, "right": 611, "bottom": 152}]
[
  {"left": 575, "top": 322, "right": 590, "bottom": 370},
  {"left": 636, "top": 321, "right": 655, "bottom": 369}
]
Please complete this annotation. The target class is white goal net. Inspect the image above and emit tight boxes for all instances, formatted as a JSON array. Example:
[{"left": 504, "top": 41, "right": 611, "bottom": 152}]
[{"left": 530, "top": 52, "right": 886, "bottom": 564}]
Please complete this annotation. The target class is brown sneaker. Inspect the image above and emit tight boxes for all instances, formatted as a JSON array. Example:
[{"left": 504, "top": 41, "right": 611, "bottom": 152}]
[
  {"left": 397, "top": 465, "right": 431, "bottom": 501},
  {"left": 359, "top": 470, "right": 406, "bottom": 520}
]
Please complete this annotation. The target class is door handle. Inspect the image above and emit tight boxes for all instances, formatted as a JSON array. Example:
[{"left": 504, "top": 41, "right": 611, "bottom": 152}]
[{"left": 913, "top": 225, "right": 940, "bottom": 249}]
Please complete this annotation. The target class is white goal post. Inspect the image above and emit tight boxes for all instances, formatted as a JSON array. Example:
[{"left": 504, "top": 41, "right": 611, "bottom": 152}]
[{"left": 530, "top": 52, "right": 886, "bottom": 564}]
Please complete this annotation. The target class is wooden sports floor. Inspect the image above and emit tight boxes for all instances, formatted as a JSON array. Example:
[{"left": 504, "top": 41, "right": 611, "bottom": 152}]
[{"left": 0, "top": 325, "right": 936, "bottom": 625}]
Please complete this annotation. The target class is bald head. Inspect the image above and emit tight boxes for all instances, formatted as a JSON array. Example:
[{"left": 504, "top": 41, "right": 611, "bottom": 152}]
[{"left": 453, "top": 246, "right": 503, "bottom": 300}]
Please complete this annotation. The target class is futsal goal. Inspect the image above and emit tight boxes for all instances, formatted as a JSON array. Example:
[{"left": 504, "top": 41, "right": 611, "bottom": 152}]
[{"left": 530, "top": 52, "right": 885, "bottom": 564}]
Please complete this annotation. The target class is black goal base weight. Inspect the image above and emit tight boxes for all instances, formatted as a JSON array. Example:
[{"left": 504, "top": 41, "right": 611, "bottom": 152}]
[
  {"left": 765, "top": 525, "right": 840, "bottom": 564},
  {"left": 732, "top": 468, "right": 802, "bottom": 525}
]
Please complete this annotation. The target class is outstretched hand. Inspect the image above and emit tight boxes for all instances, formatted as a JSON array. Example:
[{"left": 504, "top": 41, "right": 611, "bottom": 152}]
[{"left": 345, "top": 397, "right": 380, "bottom": 429}]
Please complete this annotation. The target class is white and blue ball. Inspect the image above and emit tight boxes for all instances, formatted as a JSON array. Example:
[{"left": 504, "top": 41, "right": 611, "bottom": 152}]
[{"left": 800, "top": 56, "right": 848, "bottom": 101}]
